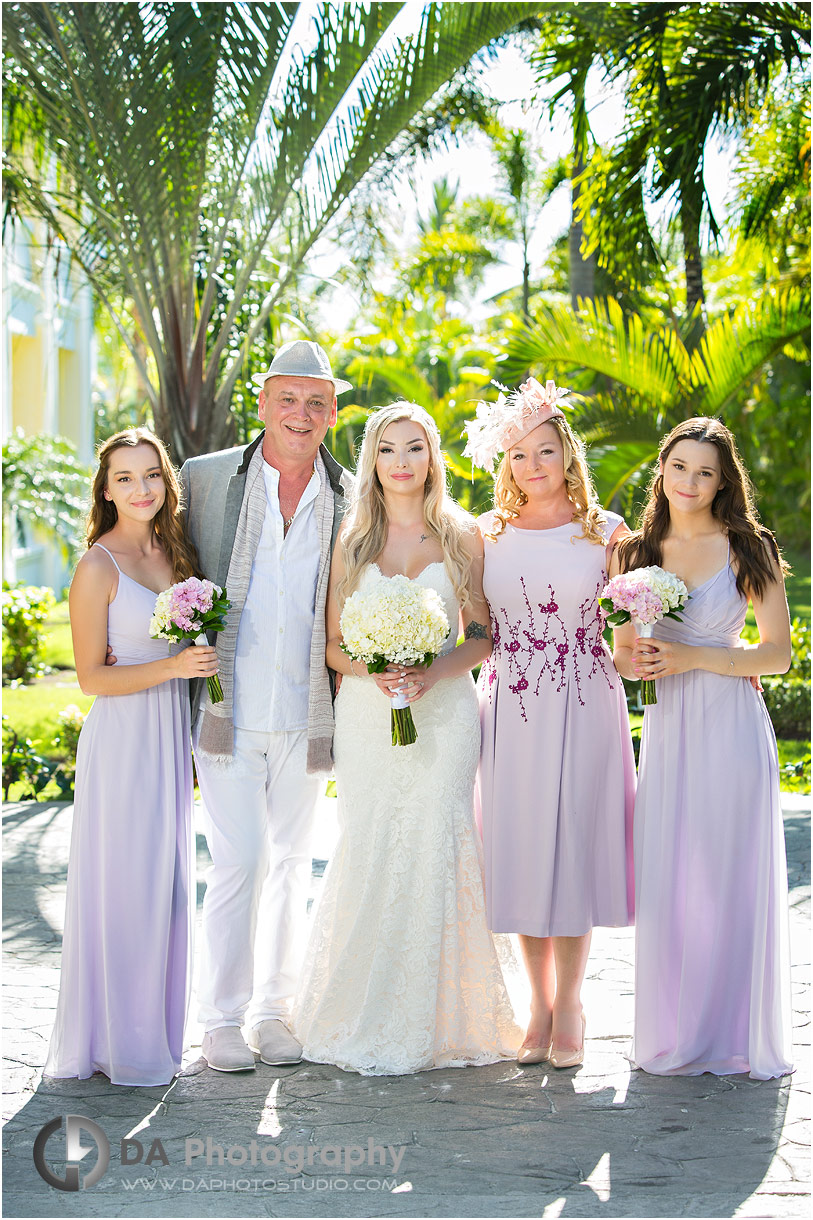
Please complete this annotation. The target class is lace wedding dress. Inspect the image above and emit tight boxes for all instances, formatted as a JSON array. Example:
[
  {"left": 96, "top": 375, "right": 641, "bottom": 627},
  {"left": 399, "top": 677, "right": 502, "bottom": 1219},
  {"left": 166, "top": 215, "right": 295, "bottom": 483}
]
[{"left": 291, "top": 562, "right": 521, "bottom": 1075}]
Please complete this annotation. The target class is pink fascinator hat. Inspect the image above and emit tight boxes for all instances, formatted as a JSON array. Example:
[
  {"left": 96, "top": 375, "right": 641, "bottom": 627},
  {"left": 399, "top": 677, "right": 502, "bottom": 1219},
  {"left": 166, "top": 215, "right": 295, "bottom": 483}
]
[{"left": 463, "top": 377, "right": 572, "bottom": 473}]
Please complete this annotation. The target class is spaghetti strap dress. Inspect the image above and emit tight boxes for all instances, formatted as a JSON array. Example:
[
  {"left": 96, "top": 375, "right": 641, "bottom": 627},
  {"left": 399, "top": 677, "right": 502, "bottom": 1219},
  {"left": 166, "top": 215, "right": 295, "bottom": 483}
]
[
  {"left": 631, "top": 558, "right": 793, "bottom": 1079},
  {"left": 44, "top": 544, "right": 194, "bottom": 1086}
]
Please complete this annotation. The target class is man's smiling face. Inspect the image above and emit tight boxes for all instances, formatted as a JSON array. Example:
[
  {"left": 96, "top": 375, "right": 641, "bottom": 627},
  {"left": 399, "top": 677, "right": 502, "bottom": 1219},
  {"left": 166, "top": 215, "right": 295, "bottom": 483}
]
[{"left": 258, "top": 375, "right": 338, "bottom": 464}]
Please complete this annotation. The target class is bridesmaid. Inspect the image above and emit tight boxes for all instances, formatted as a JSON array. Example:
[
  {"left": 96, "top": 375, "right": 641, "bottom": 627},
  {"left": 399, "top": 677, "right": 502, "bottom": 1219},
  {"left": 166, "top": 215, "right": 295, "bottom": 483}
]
[
  {"left": 610, "top": 417, "right": 793, "bottom": 1079},
  {"left": 45, "top": 429, "right": 218, "bottom": 1086},
  {"left": 466, "top": 379, "right": 635, "bottom": 1069}
]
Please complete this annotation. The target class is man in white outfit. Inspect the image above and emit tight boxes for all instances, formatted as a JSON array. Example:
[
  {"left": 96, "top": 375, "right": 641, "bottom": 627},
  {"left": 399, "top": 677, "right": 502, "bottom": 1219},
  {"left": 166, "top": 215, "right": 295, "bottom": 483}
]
[{"left": 180, "top": 341, "right": 352, "bottom": 1071}]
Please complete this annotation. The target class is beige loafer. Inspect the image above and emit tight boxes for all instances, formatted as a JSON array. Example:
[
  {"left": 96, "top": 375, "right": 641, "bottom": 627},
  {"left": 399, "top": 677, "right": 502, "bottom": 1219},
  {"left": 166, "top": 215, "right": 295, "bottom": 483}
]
[
  {"left": 202, "top": 1027, "right": 256, "bottom": 1072},
  {"left": 246, "top": 1019, "right": 302, "bottom": 1066}
]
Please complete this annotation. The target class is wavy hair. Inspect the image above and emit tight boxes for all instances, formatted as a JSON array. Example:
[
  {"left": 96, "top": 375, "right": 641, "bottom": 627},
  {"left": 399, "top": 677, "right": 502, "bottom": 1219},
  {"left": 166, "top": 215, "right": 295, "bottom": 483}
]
[
  {"left": 616, "top": 417, "right": 787, "bottom": 599},
  {"left": 86, "top": 428, "right": 201, "bottom": 581},
  {"left": 339, "top": 403, "right": 476, "bottom": 607},
  {"left": 486, "top": 413, "right": 607, "bottom": 545}
]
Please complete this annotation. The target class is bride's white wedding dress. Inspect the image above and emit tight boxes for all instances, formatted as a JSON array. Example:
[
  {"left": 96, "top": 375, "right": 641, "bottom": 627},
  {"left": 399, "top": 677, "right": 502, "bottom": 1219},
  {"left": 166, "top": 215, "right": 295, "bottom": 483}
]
[{"left": 291, "top": 562, "right": 521, "bottom": 1075}]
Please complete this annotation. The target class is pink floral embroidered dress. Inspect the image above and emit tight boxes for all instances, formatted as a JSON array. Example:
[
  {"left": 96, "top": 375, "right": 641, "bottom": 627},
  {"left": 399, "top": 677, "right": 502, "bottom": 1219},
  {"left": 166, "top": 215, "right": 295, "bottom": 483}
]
[{"left": 476, "top": 512, "right": 635, "bottom": 936}]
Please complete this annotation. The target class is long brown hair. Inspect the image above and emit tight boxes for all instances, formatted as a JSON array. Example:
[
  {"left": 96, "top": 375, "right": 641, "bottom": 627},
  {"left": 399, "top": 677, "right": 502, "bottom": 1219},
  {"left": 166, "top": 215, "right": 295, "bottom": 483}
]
[
  {"left": 486, "top": 413, "right": 607, "bottom": 545},
  {"left": 616, "top": 417, "right": 787, "bottom": 599},
  {"left": 86, "top": 428, "right": 201, "bottom": 581}
]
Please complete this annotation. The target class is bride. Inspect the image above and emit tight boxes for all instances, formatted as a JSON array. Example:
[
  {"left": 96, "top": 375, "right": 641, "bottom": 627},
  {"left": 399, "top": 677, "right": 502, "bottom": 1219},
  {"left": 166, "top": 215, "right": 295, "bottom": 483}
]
[{"left": 291, "top": 402, "right": 520, "bottom": 1075}]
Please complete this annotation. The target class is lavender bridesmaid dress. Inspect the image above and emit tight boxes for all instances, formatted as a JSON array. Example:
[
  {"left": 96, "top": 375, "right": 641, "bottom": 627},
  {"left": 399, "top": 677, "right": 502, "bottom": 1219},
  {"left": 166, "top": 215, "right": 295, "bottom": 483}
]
[
  {"left": 632, "top": 558, "right": 793, "bottom": 1079},
  {"left": 476, "top": 513, "right": 635, "bottom": 936},
  {"left": 45, "top": 545, "right": 194, "bottom": 1086}
]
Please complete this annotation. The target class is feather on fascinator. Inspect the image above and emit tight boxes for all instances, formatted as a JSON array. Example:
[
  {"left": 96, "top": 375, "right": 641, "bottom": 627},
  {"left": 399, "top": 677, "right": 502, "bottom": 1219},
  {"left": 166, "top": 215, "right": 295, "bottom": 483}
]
[{"left": 463, "top": 378, "right": 572, "bottom": 473}]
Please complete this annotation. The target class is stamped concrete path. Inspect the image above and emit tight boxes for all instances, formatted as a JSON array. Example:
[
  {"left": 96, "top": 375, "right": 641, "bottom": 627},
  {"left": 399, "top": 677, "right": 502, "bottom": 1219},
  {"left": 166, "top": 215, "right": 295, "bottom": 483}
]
[{"left": 2, "top": 794, "right": 809, "bottom": 1219}]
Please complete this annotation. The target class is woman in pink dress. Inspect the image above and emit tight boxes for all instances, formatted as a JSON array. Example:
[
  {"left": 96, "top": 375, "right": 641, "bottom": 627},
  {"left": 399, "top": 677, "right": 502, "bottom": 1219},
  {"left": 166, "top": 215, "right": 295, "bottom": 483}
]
[
  {"left": 45, "top": 429, "right": 218, "bottom": 1086},
  {"left": 466, "top": 380, "right": 635, "bottom": 1069},
  {"left": 610, "top": 417, "right": 793, "bottom": 1079}
]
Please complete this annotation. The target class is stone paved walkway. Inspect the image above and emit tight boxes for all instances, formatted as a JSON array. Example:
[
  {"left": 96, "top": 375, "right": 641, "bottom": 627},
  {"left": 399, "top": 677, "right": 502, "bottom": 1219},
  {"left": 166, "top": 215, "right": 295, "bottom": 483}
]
[{"left": 2, "top": 794, "right": 809, "bottom": 1219}]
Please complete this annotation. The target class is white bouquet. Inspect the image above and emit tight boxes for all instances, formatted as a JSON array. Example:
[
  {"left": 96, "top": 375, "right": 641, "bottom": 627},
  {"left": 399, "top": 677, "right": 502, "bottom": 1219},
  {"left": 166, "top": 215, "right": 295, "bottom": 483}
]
[{"left": 340, "top": 570, "right": 450, "bottom": 745}]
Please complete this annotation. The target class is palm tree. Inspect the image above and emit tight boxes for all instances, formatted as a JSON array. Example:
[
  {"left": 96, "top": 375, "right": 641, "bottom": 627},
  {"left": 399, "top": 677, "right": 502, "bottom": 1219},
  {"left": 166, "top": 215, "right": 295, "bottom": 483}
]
[
  {"left": 3, "top": 1, "right": 530, "bottom": 462},
  {"left": 499, "top": 289, "right": 811, "bottom": 510},
  {"left": 2, "top": 431, "right": 89, "bottom": 579},
  {"left": 529, "top": 5, "right": 604, "bottom": 307},
  {"left": 529, "top": 3, "right": 809, "bottom": 319}
]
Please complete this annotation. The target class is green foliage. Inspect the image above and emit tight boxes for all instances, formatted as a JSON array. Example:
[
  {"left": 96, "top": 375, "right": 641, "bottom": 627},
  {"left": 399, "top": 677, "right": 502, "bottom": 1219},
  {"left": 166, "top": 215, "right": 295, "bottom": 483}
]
[
  {"left": 2, "top": 716, "right": 53, "bottom": 801},
  {"left": 551, "top": 1, "right": 811, "bottom": 310},
  {"left": 3, "top": 0, "right": 529, "bottom": 460},
  {"left": 779, "top": 747, "right": 811, "bottom": 794},
  {"left": 2, "top": 584, "right": 56, "bottom": 684},
  {"left": 742, "top": 618, "right": 811, "bottom": 740},
  {"left": 50, "top": 704, "right": 86, "bottom": 797},
  {"left": 762, "top": 680, "right": 810, "bottom": 740},
  {"left": 733, "top": 60, "right": 810, "bottom": 276},
  {"left": 2, "top": 430, "right": 89, "bottom": 561},
  {"left": 499, "top": 290, "right": 810, "bottom": 525}
]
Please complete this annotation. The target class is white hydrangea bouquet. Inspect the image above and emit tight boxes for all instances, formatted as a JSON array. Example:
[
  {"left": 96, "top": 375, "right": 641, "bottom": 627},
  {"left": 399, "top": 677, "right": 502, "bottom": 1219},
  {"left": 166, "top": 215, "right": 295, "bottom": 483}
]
[
  {"left": 600, "top": 566, "right": 688, "bottom": 705},
  {"left": 150, "top": 577, "right": 230, "bottom": 703},
  {"left": 340, "top": 569, "right": 450, "bottom": 745}
]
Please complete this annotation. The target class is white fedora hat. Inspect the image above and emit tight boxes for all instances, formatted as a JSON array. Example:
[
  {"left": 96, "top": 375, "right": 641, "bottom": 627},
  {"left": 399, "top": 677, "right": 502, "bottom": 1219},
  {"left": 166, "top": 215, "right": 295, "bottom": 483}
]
[{"left": 251, "top": 339, "right": 352, "bottom": 395}]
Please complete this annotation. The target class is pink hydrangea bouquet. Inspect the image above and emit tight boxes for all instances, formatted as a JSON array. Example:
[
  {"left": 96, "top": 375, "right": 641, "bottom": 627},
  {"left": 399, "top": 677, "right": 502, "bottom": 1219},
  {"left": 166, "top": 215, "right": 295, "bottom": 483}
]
[
  {"left": 340, "top": 569, "right": 449, "bottom": 745},
  {"left": 150, "top": 577, "right": 230, "bottom": 703},
  {"left": 600, "top": 566, "right": 688, "bottom": 704}
]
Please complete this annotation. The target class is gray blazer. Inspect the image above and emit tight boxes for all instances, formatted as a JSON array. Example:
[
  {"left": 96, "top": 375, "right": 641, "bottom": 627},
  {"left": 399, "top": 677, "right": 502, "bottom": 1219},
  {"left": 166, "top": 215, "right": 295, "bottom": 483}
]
[{"left": 179, "top": 432, "right": 352, "bottom": 717}]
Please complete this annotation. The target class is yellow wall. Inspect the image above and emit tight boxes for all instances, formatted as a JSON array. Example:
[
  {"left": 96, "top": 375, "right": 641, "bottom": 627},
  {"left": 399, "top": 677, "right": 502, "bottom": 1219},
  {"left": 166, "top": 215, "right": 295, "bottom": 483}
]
[{"left": 10, "top": 332, "right": 47, "bottom": 434}]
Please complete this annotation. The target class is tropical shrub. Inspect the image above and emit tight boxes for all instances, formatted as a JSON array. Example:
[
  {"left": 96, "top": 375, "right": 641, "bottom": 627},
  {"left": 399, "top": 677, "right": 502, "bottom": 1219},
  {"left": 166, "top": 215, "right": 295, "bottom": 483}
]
[
  {"left": 2, "top": 717, "right": 52, "bottom": 800},
  {"left": 2, "top": 584, "right": 56, "bottom": 684},
  {"left": 51, "top": 705, "right": 86, "bottom": 797}
]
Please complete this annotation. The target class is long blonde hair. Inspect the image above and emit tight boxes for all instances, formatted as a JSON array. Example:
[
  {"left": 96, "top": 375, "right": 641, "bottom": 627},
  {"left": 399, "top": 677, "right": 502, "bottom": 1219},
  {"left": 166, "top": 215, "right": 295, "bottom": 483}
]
[
  {"left": 86, "top": 428, "right": 201, "bottom": 581},
  {"left": 486, "top": 414, "right": 606, "bottom": 545},
  {"left": 339, "top": 403, "right": 476, "bottom": 607}
]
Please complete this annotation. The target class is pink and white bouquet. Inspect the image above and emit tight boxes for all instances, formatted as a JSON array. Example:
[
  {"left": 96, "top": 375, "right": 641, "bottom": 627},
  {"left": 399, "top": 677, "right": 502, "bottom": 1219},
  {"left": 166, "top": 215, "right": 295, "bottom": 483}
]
[
  {"left": 340, "top": 569, "right": 449, "bottom": 745},
  {"left": 150, "top": 577, "right": 230, "bottom": 703},
  {"left": 600, "top": 566, "right": 688, "bottom": 705}
]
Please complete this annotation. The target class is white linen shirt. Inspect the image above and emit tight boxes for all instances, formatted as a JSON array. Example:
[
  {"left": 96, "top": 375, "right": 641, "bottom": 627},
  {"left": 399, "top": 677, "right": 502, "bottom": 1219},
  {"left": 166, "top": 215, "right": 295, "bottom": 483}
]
[{"left": 232, "top": 460, "right": 321, "bottom": 732}]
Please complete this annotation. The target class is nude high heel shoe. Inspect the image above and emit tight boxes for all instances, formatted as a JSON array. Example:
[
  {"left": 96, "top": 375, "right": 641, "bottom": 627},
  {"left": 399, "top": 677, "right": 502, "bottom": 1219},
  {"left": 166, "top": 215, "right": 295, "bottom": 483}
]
[
  {"left": 517, "top": 1042, "right": 552, "bottom": 1065},
  {"left": 549, "top": 1014, "right": 586, "bottom": 1069}
]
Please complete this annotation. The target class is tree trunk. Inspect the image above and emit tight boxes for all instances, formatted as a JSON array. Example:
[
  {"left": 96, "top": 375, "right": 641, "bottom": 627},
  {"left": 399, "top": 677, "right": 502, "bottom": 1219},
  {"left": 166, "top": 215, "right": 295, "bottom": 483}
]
[
  {"left": 678, "top": 187, "right": 703, "bottom": 329},
  {"left": 569, "top": 152, "right": 596, "bottom": 308}
]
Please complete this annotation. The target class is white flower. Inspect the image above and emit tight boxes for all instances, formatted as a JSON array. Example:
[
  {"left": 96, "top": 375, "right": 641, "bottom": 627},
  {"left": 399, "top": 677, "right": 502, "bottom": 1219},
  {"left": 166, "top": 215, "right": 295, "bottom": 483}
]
[
  {"left": 149, "top": 588, "right": 175, "bottom": 639},
  {"left": 340, "top": 570, "right": 449, "bottom": 666},
  {"left": 640, "top": 566, "right": 688, "bottom": 611}
]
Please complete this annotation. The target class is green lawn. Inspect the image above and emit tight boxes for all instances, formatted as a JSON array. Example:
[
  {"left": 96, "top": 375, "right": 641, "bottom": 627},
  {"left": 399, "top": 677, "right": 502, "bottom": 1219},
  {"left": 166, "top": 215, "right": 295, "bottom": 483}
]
[
  {"left": 3, "top": 681, "right": 93, "bottom": 744},
  {"left": 40, "top": 600, "right": 75, "bottom": 670},
  {"left": 785, "top": 546, "right": 811, "bottom": 624}
]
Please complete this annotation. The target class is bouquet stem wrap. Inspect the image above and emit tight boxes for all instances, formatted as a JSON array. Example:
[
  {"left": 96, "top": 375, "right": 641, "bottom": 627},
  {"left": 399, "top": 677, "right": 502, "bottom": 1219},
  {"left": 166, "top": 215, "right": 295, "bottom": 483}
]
[
  {"left": 390, "top": 685, "right": 417, "bottom": 746},
  {"left": 634, "top": 621, "right": 658, "bottom": 705},
  {"left": 195, "top": 633, "right": 224, "bottom": 705}
]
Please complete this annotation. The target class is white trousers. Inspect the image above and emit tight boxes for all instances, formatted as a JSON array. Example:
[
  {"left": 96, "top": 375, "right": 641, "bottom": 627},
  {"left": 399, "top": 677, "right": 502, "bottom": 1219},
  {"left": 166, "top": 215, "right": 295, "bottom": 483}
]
[{"left": 194, "top": 727, "right": 321, "bottom": 1032}]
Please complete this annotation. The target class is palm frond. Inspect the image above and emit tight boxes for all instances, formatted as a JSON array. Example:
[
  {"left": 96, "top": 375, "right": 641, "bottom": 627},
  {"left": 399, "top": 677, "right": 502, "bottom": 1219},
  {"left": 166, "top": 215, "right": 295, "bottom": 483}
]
[
  {"left": 693, "top": 288, "right": 811, "bottom": 413},
  {"left": 501, "top": 297, "right": 690, "bottom": 407}
]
